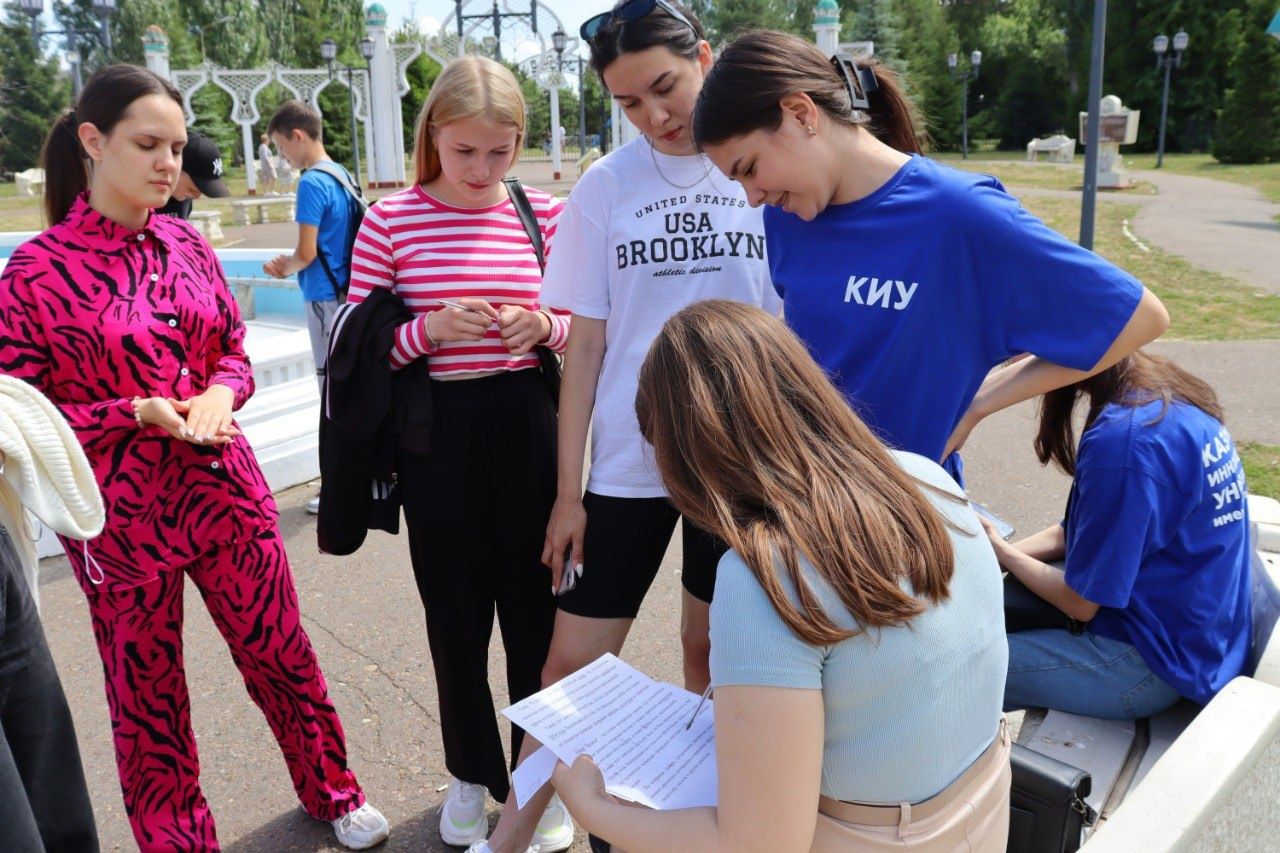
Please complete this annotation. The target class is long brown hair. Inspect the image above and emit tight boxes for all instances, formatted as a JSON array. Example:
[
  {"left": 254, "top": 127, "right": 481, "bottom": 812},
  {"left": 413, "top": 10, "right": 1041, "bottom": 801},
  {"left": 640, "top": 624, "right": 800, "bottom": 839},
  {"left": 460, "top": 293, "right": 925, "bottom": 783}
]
[
  {"left": 1035, "top": 350, "right": 1225, "bottom": 476},
  {"left": 692, "top": 30, "right": 926, "bottom": 155},
  {"left": 41, "top": 64, "right": 182, "bottom": 226},
  {"left": 635, "top": 300, "right": 962, "bottom": 645}
]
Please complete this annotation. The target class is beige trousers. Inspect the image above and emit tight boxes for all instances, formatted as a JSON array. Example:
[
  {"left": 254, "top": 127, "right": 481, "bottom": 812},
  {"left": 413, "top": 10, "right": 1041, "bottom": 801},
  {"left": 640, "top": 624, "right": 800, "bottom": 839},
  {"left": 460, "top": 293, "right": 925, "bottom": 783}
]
[{"left": 811, "top": 718, "right": 1012, "bottom": 851}]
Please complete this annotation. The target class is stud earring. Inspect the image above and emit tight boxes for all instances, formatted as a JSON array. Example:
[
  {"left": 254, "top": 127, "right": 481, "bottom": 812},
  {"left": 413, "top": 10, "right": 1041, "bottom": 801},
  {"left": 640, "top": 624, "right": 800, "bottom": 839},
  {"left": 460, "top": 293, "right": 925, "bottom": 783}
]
[{"left": 805, "top": 125, "right": 817, "bottom": 136}]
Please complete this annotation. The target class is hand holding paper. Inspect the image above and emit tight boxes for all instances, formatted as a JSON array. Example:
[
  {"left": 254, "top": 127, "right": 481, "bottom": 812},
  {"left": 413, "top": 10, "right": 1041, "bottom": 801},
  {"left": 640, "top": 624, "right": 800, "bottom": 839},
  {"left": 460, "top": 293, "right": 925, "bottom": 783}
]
[{"left": 502, "top": 654, "right": 717, "bottom": 811}]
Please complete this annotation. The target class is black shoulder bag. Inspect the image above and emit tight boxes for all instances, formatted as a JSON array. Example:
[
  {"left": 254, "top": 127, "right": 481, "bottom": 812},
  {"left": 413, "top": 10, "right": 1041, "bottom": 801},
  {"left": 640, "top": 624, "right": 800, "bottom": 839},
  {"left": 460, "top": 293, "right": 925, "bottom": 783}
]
[
  {"left": 1008, "top": 742, "right": 1097, "bottom": 853},
  {"left": 502, "top": 176, "right": 562, "bottom": 408}
]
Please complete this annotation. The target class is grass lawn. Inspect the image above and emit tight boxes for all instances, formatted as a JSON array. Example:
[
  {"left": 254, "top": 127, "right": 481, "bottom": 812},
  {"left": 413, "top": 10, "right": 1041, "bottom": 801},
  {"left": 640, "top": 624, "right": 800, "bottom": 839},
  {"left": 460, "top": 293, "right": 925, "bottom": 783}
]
[
  {"left": 931, "top": 152, "right": 1157, "bottom": 195},
  {"left": 1123, "top": 153, "right": 1280, "bottom": 205},
  {"left": 1241, "top": 442, "right": 1280, "bottom": 500},
  {"left": 1018, "top": 195, "right": 1280, "bottom": 341}
]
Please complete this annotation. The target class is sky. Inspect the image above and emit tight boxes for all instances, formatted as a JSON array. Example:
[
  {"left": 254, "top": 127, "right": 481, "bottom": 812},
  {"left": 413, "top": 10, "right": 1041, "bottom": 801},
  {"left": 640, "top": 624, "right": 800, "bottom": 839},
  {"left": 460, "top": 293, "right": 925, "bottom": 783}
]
[{"left": 380, "top": 0, "right": 613, "bottom": 62}]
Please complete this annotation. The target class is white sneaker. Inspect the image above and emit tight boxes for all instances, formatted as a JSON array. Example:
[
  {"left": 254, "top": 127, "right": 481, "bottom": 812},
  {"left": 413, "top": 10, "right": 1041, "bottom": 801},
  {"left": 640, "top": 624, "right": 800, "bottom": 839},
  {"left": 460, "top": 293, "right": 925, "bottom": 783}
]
[
  {"left": 306, "top": 494, "right": 321, "bottom": 515},
  {"left": 330, "top": 802, "right": 390, "bottom": 849},
  {"left": 533, "top": 795, "right": 574, "bottom": 852},
  {"left": 464, "top": 843, "right": 541, "bottom": 853},
  {"left": 440, "top": 777, "right": 488, "bottom": 846}
]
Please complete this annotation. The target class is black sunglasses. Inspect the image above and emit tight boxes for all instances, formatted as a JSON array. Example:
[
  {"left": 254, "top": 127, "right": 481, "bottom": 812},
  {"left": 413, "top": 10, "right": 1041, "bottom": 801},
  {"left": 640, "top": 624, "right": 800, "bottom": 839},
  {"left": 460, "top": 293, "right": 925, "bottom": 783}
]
[
  {"left": 831, "top": 54, "right": 879, "bottom": 111},
  {"left": 580, "top": 0, "right": 697, "bottom": 42}
]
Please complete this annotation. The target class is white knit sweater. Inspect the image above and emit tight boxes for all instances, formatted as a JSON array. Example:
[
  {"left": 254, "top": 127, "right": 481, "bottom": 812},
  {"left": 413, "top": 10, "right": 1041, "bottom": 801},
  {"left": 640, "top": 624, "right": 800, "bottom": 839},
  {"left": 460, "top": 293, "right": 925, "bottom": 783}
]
[{"left": 0, "top": 375, "right": 105, "bottom": 603}]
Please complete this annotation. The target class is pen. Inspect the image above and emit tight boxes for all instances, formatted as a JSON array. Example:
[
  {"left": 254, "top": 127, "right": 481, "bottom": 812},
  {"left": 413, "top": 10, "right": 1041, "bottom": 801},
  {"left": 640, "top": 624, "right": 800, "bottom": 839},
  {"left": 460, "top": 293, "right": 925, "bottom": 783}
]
[
  {"left": 685, "top": 683, "right": 713, "bottom": 730},
  {"left": 438, "top": 298, "right": 493, "bottom": 317}
]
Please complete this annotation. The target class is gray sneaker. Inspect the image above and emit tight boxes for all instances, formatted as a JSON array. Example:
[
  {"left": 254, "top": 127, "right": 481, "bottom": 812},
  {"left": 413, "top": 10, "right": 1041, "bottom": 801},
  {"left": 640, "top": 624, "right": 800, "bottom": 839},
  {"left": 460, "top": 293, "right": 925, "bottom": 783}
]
[{"left": 306, "top": 495, "right": 321, "bottom": 515}]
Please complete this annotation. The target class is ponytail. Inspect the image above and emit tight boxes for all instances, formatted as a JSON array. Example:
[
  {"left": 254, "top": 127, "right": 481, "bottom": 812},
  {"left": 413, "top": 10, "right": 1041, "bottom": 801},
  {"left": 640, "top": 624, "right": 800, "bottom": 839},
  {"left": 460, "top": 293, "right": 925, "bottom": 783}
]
[
  {"left": 692, "top": 30, "right": 926, "bottom": 155},
  {"left": 41, "top": 110, "right": 88, "bottom": 227},
  {"left": 40, "top": 64, "right": 182, "bottom": 226}
]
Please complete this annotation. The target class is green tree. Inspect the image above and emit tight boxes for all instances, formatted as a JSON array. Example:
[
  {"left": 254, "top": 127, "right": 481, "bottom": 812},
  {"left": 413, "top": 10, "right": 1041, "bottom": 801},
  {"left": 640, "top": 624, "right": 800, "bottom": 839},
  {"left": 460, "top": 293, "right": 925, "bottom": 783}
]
[
  {"left": 1095, "top": 0, "right": 1241, "bottom": 153},
  {"left": 978, "top": 0, "right": 1069, "bottom": 149},
  {"left": 693, "top": 0, "right": 793, "bottom": 43},
  {"left": 1213, "top": 0, "right": 1280, "bottom": 163},
  {"left": 0, "top": 7, "right": 71, "bottom": 175},
  {"left": 890, "top": 0, "right": 960, "bottom": 150}
]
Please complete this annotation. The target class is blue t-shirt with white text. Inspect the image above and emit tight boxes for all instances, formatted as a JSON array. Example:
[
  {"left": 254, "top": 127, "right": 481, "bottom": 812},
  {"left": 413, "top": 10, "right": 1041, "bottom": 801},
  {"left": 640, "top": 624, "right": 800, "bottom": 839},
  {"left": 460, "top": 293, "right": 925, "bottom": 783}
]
[
  {"left": 295, "top": 161, "right": 354, "bottom": 302},
  {"left": 1065, "top": 399, "right": 1252, "bottom": 706},
  {"left": 764, "top": 155, "right": 1144, "bottom": 480}
]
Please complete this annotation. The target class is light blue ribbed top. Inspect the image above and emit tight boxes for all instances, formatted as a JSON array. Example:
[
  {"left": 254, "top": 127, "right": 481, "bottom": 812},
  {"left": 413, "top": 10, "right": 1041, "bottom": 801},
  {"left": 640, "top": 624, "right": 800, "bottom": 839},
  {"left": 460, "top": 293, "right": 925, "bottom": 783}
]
[{"left": 708, "top": 450, "right": 1007, "bottom": 804}]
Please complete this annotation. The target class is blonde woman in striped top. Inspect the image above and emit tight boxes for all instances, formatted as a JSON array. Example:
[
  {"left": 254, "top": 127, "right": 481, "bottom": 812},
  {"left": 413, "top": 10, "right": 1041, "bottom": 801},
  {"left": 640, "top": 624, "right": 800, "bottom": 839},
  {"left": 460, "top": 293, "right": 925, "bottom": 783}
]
[{"left": 345, "top": 56, "right": 575, "bottom": 852}]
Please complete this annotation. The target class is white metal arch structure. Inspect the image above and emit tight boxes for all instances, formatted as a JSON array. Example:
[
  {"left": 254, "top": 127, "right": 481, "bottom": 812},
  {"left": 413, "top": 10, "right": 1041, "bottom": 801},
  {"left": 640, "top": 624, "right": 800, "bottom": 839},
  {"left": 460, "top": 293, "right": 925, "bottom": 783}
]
[
  {"left": 207, "top": 68, "right": 274, "bottom": 194},
  {"left": 173, "top": 63, "right": 212, "bottom": 127}
]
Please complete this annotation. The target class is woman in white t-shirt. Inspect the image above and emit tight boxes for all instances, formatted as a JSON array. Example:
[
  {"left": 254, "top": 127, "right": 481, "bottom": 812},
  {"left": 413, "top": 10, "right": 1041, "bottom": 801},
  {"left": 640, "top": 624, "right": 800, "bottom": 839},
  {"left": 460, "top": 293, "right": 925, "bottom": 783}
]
[{"left": 472, "top": 2, "right": 780, "bottom": 851}]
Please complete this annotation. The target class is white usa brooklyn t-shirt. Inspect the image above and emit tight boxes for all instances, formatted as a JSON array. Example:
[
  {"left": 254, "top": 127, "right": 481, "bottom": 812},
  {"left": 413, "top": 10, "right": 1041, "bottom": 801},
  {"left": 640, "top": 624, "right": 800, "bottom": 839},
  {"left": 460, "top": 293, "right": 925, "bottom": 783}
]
[{"left": 540, "top": 136, "right": 782, "bottom": 498}]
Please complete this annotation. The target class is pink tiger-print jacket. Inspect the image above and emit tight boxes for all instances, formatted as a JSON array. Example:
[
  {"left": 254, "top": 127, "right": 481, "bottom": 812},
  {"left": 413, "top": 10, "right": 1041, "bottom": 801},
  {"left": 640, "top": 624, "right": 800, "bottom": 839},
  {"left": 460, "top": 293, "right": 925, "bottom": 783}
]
[{"left": 0, "top": 194, "right": 278, "bottom": 593}]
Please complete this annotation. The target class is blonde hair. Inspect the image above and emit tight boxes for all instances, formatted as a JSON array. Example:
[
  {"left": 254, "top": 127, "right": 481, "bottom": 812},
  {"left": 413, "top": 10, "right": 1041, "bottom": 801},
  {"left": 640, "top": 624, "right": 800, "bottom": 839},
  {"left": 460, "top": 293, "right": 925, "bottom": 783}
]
[{"left": 414, "top": 56, "right": 527, "bottom": 184}]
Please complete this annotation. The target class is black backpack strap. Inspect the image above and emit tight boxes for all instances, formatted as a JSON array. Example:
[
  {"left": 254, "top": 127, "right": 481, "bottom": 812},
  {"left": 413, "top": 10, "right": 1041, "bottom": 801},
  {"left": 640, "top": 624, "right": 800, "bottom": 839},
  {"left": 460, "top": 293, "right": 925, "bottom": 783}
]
[{"left": 502, "top": 177, "right": 545, "bottom": 272}]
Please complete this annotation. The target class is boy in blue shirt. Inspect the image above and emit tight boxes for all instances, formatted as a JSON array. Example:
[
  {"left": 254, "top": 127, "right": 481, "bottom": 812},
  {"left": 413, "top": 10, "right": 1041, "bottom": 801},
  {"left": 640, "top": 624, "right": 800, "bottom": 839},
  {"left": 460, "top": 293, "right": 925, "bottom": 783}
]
[{"left": 264, "top": 100, "right": 358, "bottom": 514}]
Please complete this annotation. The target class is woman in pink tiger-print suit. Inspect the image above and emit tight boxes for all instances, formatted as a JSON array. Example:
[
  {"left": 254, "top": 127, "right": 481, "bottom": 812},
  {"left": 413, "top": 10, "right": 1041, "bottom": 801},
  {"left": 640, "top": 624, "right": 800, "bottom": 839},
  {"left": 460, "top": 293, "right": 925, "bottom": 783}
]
[{"left": 0, "top": 66, "right": 389, "bottom": 851}]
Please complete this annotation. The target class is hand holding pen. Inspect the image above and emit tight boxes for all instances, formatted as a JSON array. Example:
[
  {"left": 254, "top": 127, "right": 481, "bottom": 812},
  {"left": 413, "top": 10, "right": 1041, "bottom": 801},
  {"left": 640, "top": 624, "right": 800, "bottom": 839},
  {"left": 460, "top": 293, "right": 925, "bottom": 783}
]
[{"left": 427, "top": 298, "right": 499, "bottom": 344}]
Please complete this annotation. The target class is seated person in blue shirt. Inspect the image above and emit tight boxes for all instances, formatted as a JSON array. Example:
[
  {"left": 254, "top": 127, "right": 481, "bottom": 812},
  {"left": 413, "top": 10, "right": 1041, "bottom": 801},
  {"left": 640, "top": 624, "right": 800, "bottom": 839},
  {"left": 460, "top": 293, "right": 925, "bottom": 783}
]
[
  {"left": 692, "top": 31, "right": 1170, "bottom": 485},
  {"left": 552, "top": 301, "right": 1010, "bottom": 852},
  {"left": 986, "top": 351, "right": 1253, "bottom": 720}
]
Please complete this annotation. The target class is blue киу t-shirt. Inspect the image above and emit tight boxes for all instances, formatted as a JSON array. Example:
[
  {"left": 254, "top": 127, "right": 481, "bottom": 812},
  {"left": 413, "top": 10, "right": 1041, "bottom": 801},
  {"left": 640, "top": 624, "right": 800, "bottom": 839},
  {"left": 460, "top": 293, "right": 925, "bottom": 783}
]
[
  {"left": 1065, "top": 398, "right": 1252, "bottom": 706},
  {"left": 295, "top": 161, "right": 355, "bottom": 302},
  {"left": 764, "top": 154, "right": 1144, "bottom": 481}
]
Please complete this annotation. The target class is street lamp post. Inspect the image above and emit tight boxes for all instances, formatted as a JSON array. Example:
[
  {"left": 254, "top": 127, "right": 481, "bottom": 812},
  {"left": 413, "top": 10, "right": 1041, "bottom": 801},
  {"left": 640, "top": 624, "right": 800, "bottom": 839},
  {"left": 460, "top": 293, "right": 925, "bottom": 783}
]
[
  {"left": 455, "top": 0, "right": 539, "bottom": 62},
  {"left": 948, "top": 49, "right": 981, "bottom": 159},
  {"left": 1152, "top": 30, "right": 1188, "bottom": 169},
  {"left": 550, "top": 27, "right": 566, "bottom": 179},
  {"left": 321, "top": 36, "right": 374, "bottom": 189},
  {"left": 18, "top": 0, "right": 118, "bottom": 95}
]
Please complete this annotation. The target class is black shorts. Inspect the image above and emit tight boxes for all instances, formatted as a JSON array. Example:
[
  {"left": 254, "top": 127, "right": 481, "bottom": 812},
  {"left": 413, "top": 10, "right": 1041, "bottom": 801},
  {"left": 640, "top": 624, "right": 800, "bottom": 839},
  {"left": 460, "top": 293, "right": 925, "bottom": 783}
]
[{"left": 555, "top": 491, "right": 729, "bottom": 619}]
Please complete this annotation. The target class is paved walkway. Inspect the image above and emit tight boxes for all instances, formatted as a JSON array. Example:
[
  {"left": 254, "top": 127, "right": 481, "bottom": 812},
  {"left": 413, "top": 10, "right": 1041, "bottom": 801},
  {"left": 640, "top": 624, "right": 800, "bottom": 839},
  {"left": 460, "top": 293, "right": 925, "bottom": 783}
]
[
  {"left": 1126, "top": 168, "right": 1280, "bottom": 295},
  {"left": 967, "top": 159, "right": 1280, "bottom": 295}
]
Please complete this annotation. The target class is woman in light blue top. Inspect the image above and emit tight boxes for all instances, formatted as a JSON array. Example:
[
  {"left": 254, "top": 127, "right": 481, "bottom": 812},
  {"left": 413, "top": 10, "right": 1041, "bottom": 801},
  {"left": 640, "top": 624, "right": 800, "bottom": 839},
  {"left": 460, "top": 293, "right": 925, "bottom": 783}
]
[{"left": 552, "top": 300, "right": 1010, "bottom": 851}]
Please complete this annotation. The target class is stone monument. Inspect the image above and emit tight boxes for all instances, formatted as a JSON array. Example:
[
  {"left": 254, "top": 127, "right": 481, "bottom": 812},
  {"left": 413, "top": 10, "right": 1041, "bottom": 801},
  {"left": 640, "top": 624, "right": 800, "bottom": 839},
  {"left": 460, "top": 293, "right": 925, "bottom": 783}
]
[{"left": 1079, "top": 94, "right": 1140, "bottom": 189}]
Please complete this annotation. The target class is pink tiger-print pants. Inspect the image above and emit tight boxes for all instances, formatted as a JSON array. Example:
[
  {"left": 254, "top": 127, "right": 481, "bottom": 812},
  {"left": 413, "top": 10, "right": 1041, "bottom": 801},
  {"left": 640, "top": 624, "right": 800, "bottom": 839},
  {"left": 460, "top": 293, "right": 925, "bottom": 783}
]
[{"left": 85, "top": 527, "right": 364, "bottom": 852}]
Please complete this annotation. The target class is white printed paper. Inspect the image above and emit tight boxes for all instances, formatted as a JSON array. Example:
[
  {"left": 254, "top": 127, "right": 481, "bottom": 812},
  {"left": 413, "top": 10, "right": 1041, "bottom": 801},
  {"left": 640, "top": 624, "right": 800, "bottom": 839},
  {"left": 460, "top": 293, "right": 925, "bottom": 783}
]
[
  {"left": 511, "top": 746, "right": 558, "bottom": 809},
  {"left": 503, "top": 654, "right": 717, "bottom": 810}
]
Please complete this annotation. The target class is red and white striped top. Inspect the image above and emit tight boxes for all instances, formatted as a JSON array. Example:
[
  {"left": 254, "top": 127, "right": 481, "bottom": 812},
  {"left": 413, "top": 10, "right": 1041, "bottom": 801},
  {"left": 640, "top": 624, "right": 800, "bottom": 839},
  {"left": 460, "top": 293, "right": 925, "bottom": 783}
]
[{"left": 347, "top": 184, "right": 568, "bottom": 376}]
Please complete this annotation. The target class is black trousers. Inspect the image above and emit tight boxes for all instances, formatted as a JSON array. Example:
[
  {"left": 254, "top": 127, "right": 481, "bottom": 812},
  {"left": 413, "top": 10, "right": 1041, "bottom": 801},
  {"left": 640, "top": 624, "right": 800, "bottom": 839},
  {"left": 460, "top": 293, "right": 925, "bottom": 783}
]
[
  {"left": 0, "top": 524, "right": 99, "bottom": 852},
  {"left": 399, "top": 369, "right": 558, "bottom": 802}
]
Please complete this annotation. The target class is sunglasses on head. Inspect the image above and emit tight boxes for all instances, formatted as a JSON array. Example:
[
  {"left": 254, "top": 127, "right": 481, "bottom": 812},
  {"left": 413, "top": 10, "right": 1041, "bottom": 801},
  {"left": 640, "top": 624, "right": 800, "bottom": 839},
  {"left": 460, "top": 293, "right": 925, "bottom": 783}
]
[
  {"left": 831, "top": 53, "right": 879, "bottom": 111},
  {"left": 580, "top": 0, "right": 697, "bottom": 42}
]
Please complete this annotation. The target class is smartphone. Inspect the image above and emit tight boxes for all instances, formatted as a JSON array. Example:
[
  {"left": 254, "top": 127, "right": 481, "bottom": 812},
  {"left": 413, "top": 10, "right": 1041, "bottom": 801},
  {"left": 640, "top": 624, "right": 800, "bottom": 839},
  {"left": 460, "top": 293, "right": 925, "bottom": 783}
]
[
  {"left": 969, "top": 500, "right": 1015, "bottom": 540},
  {"left": 557, "top": 553, "right": 578, "bottom": 596}
]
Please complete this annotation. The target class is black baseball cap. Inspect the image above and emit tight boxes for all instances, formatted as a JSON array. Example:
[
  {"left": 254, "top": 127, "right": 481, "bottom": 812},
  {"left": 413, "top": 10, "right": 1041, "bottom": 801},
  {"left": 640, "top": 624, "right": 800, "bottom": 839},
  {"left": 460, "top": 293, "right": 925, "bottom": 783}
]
[{"left": 182, "top": 131, "right": 230, "bottom": 198}]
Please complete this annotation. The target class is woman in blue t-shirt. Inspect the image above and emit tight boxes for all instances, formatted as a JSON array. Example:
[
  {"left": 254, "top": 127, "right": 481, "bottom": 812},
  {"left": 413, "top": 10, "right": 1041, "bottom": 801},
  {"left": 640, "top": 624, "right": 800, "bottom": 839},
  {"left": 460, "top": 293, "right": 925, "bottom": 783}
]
[
  {"left": 984, "top": 351, "right": 1252, "bottom": 719},
  {"left": 691, "top": 31, "right": 1170, "bottom": 482}
]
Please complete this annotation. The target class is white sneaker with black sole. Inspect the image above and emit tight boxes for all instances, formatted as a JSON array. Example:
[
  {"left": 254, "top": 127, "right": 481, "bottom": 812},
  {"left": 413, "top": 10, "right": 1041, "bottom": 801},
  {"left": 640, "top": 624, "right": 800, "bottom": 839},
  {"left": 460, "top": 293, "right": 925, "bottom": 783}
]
[
  {"left": 533, "top": 794, "right": 574, "bottom": 852},
  {"left": 440, "top": 777, "right": 488, "bottom": 846}
]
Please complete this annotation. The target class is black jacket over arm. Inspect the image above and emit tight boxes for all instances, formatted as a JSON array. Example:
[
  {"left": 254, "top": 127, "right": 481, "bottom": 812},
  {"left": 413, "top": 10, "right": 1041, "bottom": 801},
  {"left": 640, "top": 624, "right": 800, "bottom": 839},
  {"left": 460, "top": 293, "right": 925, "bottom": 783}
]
[{"left": 317, "top": 287, "right": 432, "bottom": 555}]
